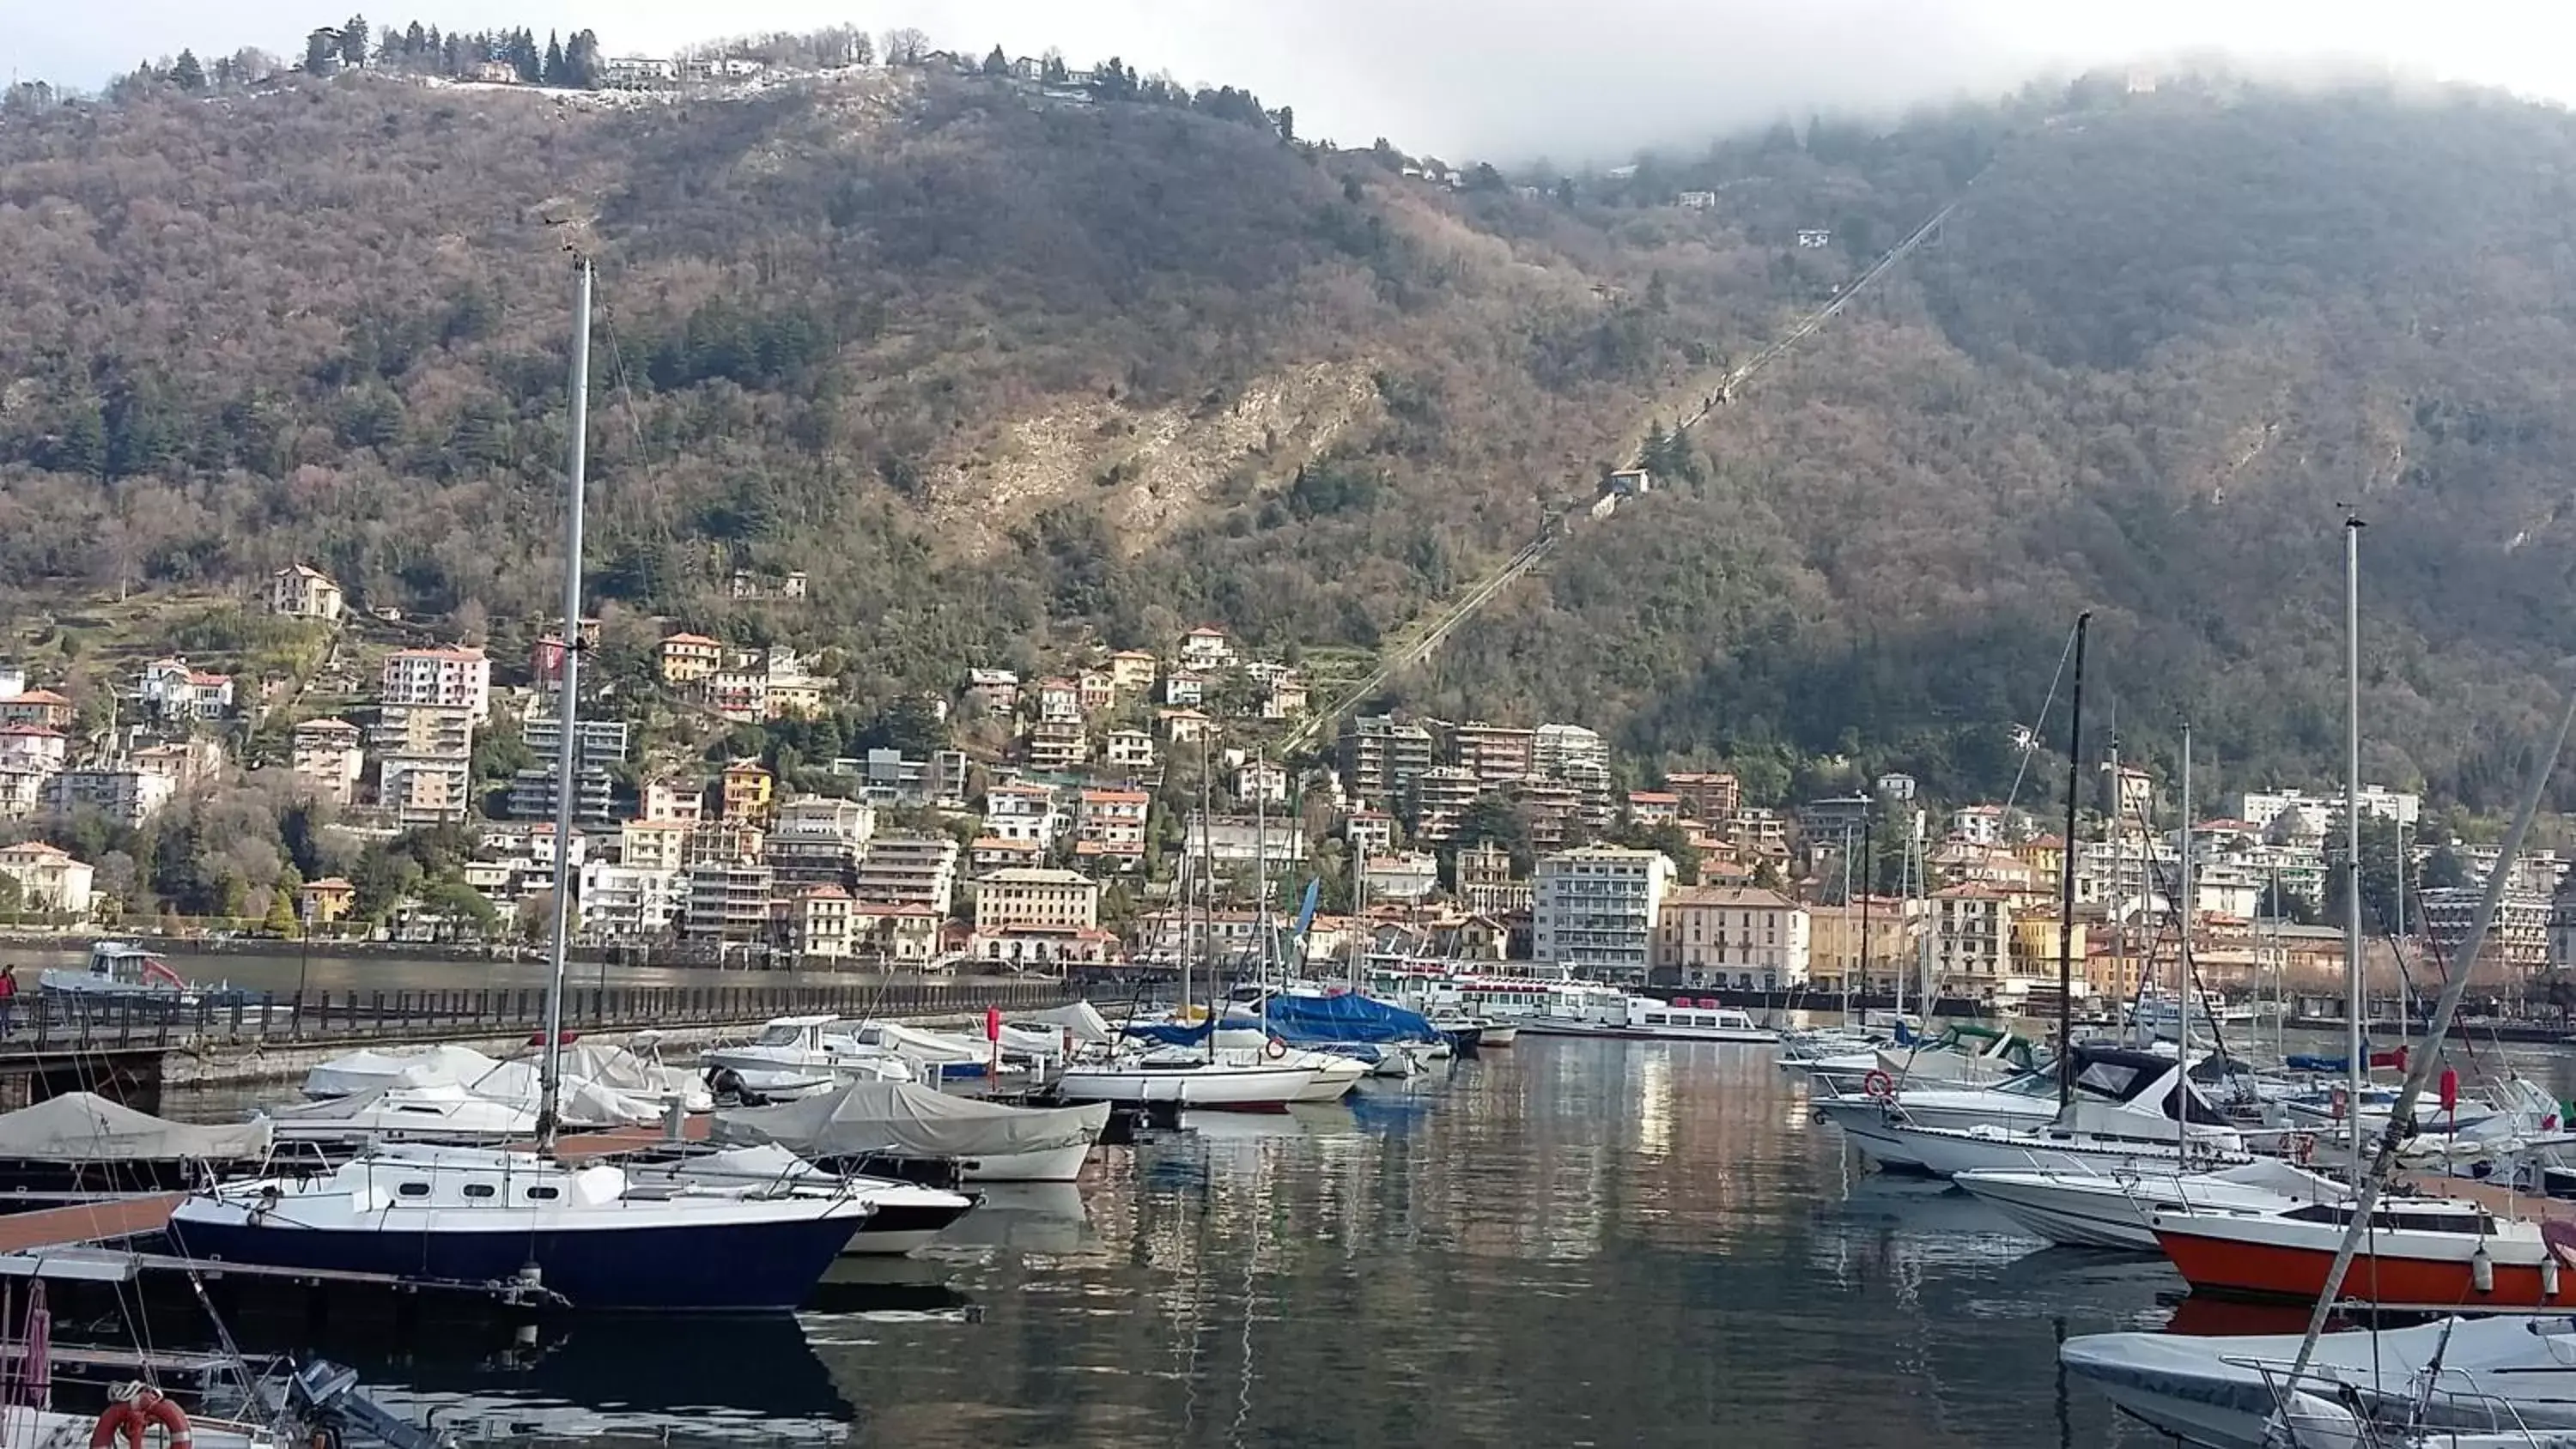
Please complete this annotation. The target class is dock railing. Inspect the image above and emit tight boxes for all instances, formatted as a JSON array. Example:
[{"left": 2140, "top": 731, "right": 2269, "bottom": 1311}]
[{"left": 0, "top": 978, "right": 1077, "bottom": 1054}]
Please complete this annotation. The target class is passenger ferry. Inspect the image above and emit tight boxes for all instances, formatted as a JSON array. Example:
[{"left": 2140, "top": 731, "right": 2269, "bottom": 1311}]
[{"left": 1364, "top": 960, "right": 1777, "bottom": 1044}]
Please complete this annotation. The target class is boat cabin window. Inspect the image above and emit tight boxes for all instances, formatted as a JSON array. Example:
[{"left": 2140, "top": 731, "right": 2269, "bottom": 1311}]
[
  {"left": 526, "top": 1185, "right": 561, "bottom": 1201},
  {"left": 753, "top": 1023, "right": 810, "bottom": 1047},
  {"left": 1644, "top": 1013, "right": 1668, "bottom": 1025},
  {"left": 463, "top": 1183, "right": 495, "bottom": 1199},
  {"left": 397, "top": 1182, "right": 431, "bottom": 1198},
  {"left": 2282, "top": 1202, "right": 2492, "bottom": 1234}
]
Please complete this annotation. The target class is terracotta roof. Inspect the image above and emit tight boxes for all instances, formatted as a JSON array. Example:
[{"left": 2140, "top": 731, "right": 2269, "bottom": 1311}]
[
  {"left": 7, "top": 690, "right": 70, "bottom": 706},
  {"left": 0, "top": 725, "right": 63, "bottom": 738},
  {"left": 662, "top": 633, "right": 720, "bottom": 646}
]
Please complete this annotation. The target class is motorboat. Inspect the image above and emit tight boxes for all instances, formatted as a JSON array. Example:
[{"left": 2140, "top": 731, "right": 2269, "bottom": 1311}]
[
  {"left": 41, "top": 941, "right": 239, "bottom": 1004},
  {"left": 1476, "top": 1022, "right": 1518, "bottom": 1048},
  {"left": 715, "top": 1079, "right": 1111, "bottom": 1183},
  {"left": 1055, "top": 1054, "right": 1319, "bottom": 1112},
  {"left": 1807, "top": 1021, "right": 2044, "bottom": 1097},
  {"left": 702, "top": 1015, "right": 919, "bottom": 1100},
  {"left": 1811, "top": 1067, "right": 2067, "bottom": 1143},
  {"left": 165, "top": 1143, "right": 873, "bottom": 1310},
  {"left": 2062, "top": 1313, "right": 2576, "bottom": 1448},
  {"left": 2148, "top": 1193, "right": 2576, "bottom": 1309},
  {"left": 1952, "top": 1159, "right": 2362, "bottom": 1252},
  {"left": 1831, "top": 1048, "right": 2253, "bottom": 1179}
]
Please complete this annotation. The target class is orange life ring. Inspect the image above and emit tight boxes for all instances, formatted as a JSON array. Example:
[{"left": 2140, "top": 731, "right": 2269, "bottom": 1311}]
[
  {"left": 1862, "top": 1069, "right": 1896, "bottom": 1101},
  {"left": 92, "top": 1390, "right": 191, "bottom": 1449},
  {"left": 1264, "top": 1037, "right": 1290, "bottom": 1061}
]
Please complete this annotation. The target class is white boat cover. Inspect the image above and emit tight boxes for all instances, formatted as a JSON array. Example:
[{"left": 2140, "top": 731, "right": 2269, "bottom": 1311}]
[
  {"left": 0, "top": 1092, "right": 271, "bottom": 1162},
  {"left": 465, "top": 1061, "right": 667, "bottom": 1126},
  {"left": 858, "top": 1020, "right": 987, "bottom": 1064},
  {"left": 301, "top": 1045, "right": 501, "bottom": 1099},
  {"left": 1023, "top": 1002, "right": 1118, "bottom": 1046},
  {"left": 716, "top": 1081, "right": 1109, "bottom": 1160},
  {"left": 261, "top": 1083, "right": 538, "bottom": 1137}
]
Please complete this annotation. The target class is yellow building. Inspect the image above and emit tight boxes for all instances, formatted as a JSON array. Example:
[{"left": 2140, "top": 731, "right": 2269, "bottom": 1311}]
[
  {"left": 659, "top": 633, "right": 723, "bottom": 685},
  {"left": 720, "top": 759, "right": 775, "bottom": 825},
  {"left": 298, "top": 876, "right": 358, "bottom": 929}
]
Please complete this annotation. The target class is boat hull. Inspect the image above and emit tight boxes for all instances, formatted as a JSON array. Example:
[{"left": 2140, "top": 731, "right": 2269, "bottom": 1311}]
[
  {"left": 1054, "top": 1064, "right": 1317, "bottom": 1112},
  {"left": 836, "top": 1195, "right": 976, "bottom": 1256},
  {"left": 167, "top": 1205, "right": 866, "bottom": 1311},
  {"left": 1952, "top": 1171, "right": 2166, "bottom": 1251},
  {"left": 1476, "top": 1025, "right": 1517, "bottom": 1047},
  {"left": 962, "top": 1139, "right": 1094, "bottom": 1184},
  {"left": 2155, "top": 1218, "right": 2562, "bottom": 1307}
]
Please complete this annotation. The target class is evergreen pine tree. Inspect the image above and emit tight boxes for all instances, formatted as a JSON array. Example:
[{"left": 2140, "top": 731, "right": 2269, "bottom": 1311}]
[
  {"left": 337, "top": 15, "right": 369, "bottom": 67},
  {"left": 170, "top": 50, "right": 206, "bottom": 91},
  {"left": 982, "top": 45, "right": 1008, "bottom": 76},
  {"left": 404, "top": 21, "right": 425, "bottom": 55},
  {"left": 543, "top": 33, "right": 565, "bottom": 86}
]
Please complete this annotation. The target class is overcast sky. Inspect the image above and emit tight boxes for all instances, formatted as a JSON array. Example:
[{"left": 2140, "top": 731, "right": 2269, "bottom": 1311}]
[{"left": 17, "top": 0, "right": 2576, "bottom": 160}]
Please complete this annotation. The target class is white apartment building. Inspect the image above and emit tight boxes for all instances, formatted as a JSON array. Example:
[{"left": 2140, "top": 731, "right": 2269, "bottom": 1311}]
[
  {"left": 290, "top": 718, "right": 365, "bottom": 805},
  {"left": 619, "top": 819, "right": 694, "bottom": 873},
  {"left": 378, "top": 754, "right": 471, "bottom": 827},
  {"left": 380, "top": 646, "right": 492, "bottom": 723},
  {"left": 577, "top": 861, "right": 683, "bottom": 939},
  {"left": 765, "top": 795, "right": 877, "bottom": 888},
  {"left": 1532, "top": 845, "right": 1674, "bottom": 981},
  {"left": 983, "top": 782, "right": 1065, "bottom": 845},
  {"left": 46, "top": 767, "right": 176, "bottom": 828},
  {"left": 1184, "top": 813, "right": 1310, "bottom": 867},
  {"left": 1654, "top": 886, "right": 1812, "bottom": 990},
  {"left": 2238, "top": 785, "right": 2421, "bottom": 839},
  {"left": 372, "top": 702, "right": 476, "bottom": 757},
  {"left": 0, "top": 725, "right": 68, "bottom": 773},
  {"left": 1362, "top": 850, "right": 1440, "bottom": 902},
  {"left": 1930, "top": 885, "right": 2016, "bottom": 996},
  {"left": 681, "top": 860, "right": 773, "bottom": 943},
  {"left": 852, "top": 834, "right": 961, "bottom": 916}
]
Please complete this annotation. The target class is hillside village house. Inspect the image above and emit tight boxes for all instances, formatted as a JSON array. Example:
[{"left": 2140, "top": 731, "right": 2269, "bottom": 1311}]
[
  {"left": 0, "top": 691, "right": 75, "bottom": 731},
  {"left": 659, "top": 633, "right": 724, "bottom": 685},
  {"left": 1162, "top": 672, "right": 1206, "bottom": 707},
  {"left": 268, "top": 564, "right": 345, "bottom": 621},
  {"left": 720, "top": 760, "right": 775, "bottom": 825},
  {"left": 1627, "top": 791, "right": 1682, "bottom": 827},
  {"left": 0, "top": 769, "right": 45, "bottom": 822},
  {"left": 48, "top": 766, "right": 176, "bottom": 828},
  {"left": 1036, "top": 678, "right": 1082, "bottom": 723},
  {"left": 296, "top": 876, "right": 357, "bottom": 929},
  {"left": 137, "top": 658, "right": 234, "bottom": 721},
  {"left": 1177, "top": 626, "right": 1235, "bottom": 672},
  {"left": 0, "top": 841, "right": 94, "bottom": 917},
  {"left": 1026, "top": 720, "right": 1087, "bottom": 772},
  {"left": 1103, "top": 729, "right": 1157, "bottom": 773},
  {"left": 1930, "top": 884, "right": 2017, "bottom": 997},
  {"left": 963, "top": 668, "right": 1020, "bottom": 715},
  {"left": 1363, "top": 851, "right": 1440, "bottom": 901},
  {"left": 1076, "top": 670, "right": 1116, "bottom": 714},
  {"left": 982, "top": 781, "right": 1065, "bottom": 843},
  {"left": 1075, "top": 788, "right": 1150, "bottom": 870},
  {"left": 1158, "top": 707, "right": 1214, "bottom": 744},
  {"left": 1107, "top": 651, "right": 1158, "bottom": 692},
  {"left": 1236, "top": 759, "right": 1289, "bottom": 805},
  {"left": 969, "top": 836, "right": 1043, "bottom": 872},
  {"left": 0, "top": 725, "right": 68, "bottom": 773},
  {"left": 775, "top": 885, "right": 855, "bottom": 960},
  {"left": 619, "top": 819, "right": 694, "bottom": 873},
  {"left": 1261, "top": 676, "right": 1308, "bottom": 719},
  {"left": 1345, "top": 809, "right": 1396, "bottom": 856}
]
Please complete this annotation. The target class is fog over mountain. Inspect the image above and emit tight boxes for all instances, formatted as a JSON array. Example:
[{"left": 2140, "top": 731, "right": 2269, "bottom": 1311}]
[{"left": 27, "top": 0, "right": 2575, "bottom": 158}]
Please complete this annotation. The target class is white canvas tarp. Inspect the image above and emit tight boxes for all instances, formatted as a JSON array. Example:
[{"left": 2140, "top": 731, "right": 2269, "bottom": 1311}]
[
  {"left": 1024, "top": 1001, "right": 1117, "bottom": 1046},
  {"left": 715, "top": 1081, "right": 1108, "bottom": 1161},
  {"left": 302, "top": 1045, "right": 501, "bottom": 1099},
  {"left": 0, "top": 1092, "right": 272, "bottom": 1162},
  {"left": 858, "top": 1020, "right": 986, "bottom": 1064}
]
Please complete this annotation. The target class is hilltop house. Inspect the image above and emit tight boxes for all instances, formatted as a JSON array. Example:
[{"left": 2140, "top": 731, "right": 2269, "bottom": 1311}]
[{"left": 269, "top": 564, "right": 345, "bottom": 621}]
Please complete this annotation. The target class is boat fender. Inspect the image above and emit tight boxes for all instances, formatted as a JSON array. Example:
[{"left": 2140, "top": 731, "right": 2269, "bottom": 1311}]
[
  {"left": 1264, "top": 1038, "right": 1289, "bottom": 1062},
  {"left": 1862, "top": 1070, "right": 1895, "bottom": 1101},
  {"left": 91, "top": 1384, "right": 191, "bottom": 1449},
  {"left": 2544, "top": 1252, "right": 2561, "bottom": 1301},
  {"left": 2472, "top": 1242, "right": 2496, "bottom": 1294}
]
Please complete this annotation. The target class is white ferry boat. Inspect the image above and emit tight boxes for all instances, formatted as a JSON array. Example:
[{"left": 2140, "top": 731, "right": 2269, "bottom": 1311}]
[{"left": 1365, "top": 961, "right": 1776, "bottom": 1044}]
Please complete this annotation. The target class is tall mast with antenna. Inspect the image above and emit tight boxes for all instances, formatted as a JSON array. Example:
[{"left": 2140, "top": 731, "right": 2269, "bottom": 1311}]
[
  {"left": 2343, "top": 514, "right": 2366, "bottom": 1179},
  {"left": 2056, "top": 612, "right": 2091, "bottom": 1114},
  {"left": 536, "top": 254, "right": 592, "bottom": 1152}
]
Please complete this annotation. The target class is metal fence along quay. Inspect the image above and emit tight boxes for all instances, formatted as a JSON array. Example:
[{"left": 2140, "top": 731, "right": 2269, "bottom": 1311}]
[{"left": 0, "top": 978, "right": 1078, "bottom": 1053}]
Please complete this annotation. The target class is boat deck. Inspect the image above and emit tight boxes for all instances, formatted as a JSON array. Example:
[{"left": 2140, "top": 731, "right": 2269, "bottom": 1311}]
[{"left": 2405, "top": 1173, "right": 2576, "bottom": 1224}]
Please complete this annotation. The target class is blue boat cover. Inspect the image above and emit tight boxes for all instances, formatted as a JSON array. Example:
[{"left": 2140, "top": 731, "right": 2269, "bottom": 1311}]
[
  {"left": 1255, "top": 992, "right": 1437, "bottom": 1046},
  {"left": 1123, "top": 1009, "right": 1266, "bottom": 1046}
]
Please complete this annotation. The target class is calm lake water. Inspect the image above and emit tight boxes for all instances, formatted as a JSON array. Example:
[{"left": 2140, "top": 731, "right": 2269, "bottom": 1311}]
[{"left": 163, "top": 1033, "right": 2326, "bottom": 1447}]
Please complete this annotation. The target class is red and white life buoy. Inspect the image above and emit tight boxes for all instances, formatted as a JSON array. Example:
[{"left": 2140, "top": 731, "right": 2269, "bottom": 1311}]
[
  {"left": 92, "top": 1385, "right": 192, "bottom": 1449},
  {"left": 1264, "top": 1037, "right": 1290, "bottom": 1062},
  {"left": 1862, "top": 1069, "right": 1896, "bottom": 1101}
]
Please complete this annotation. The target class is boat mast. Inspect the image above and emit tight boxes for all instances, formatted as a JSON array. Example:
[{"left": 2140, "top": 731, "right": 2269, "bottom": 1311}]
[
  {"left": 2106, "top": 731, "right": 2124, "bottom": 1038},
  {"left": 1856, "top": 807, "right": 1875, "bottom": 1019},
  {"left": 1349, "top": 845, "right": 1365, "bottom": 993},
  {"left": 1200, "top": 736, "right": 1216, "bottom": 1064},
  {"left": 2055, "top": 612, "right": 2091, "bottom": 1114},
  {"left": 1253, "top": 749, "right": 1270, "bottom": 1030},
  {"left": 1892, "top": 815, "right": 1908, "bottom": 1025},
  {"left": 2343, "top": 515, "right": 2365, "bottom": 1179},
  {"left": 535, "top": 254, "right": 592, "bottom": 1153},
  {"left": 2179, "top": 720, "right": 2192, "bottom": 1160}
]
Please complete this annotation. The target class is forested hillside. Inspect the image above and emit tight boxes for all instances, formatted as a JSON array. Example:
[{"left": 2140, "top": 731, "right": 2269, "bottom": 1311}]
[{"left": 4, "top": 58, "right": 2575, "bottom": 810}]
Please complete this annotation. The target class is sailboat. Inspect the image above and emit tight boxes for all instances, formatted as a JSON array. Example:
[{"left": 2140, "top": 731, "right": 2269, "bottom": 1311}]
[{"left": 165, "top": 259, "right": 872, "bottom": 1312}]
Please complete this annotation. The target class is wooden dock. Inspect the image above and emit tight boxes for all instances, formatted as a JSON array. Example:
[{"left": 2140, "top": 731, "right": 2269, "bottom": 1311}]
[{"left": 0, "top": 1193, "right": 180, "bottom": 1255}]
